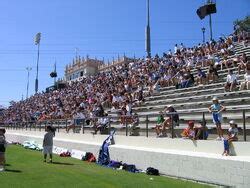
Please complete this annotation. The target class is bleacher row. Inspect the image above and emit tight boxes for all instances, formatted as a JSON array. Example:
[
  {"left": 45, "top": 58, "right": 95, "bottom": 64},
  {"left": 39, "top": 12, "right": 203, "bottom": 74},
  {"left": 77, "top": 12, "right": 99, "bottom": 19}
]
[{"left": 107, "top": 42, "right": 250, "bottom": 135}]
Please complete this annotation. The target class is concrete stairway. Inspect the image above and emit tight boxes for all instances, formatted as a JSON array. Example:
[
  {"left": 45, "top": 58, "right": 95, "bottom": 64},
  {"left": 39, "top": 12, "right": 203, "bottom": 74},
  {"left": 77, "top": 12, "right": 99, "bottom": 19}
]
[{"left": 107, "top": 42, "right": 250, "bottom": 134}]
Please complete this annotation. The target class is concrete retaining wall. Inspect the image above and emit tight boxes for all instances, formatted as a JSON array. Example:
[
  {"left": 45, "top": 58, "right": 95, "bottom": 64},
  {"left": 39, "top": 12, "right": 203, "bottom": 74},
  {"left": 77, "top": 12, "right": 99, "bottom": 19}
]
[{"left": 5, "top": 131, "right": 250, "bottom": 188}]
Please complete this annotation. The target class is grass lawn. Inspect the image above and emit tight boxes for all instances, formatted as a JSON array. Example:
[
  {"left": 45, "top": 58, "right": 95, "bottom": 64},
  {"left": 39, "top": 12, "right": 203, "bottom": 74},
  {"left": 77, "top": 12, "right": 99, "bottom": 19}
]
[{"left": 0, "top": 145, "right": 214, "bottom": 188}]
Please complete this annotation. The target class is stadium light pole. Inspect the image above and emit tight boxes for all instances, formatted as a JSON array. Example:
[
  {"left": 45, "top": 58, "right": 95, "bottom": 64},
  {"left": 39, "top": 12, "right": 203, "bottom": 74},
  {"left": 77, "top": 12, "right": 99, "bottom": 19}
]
[
  {"left": 26, "top": 67, "right": 32, "bottom": 99},
  {"left": 145, "top": 0, "right": 151, "bottom": 58},
  {"left": 202, "top": 27, "right": 206, "bottom": 43},
  {"left": 207, "top": 0, "right": 213, "bottom": 41},
  {"left": 209, "top": 14, "right": 213, "bottom": 41},
  {"left": 54, "top": 60, "right": 57, "bottom": 86},
  {"left": 34, "top": 32, "right": 41, "bottom": 94}
]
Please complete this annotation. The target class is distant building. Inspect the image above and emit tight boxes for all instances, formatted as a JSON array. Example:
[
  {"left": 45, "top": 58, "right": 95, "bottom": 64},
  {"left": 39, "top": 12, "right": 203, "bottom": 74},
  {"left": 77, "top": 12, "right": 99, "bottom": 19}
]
[
  {"left": 64, "top": 55, "right": 137, "bottom": 82},
  {"left": 98, "top": 56, "right": 136, "bottom": 72},
  {"left": 65, "top": 56, "right": 103, "bottom": 81}
]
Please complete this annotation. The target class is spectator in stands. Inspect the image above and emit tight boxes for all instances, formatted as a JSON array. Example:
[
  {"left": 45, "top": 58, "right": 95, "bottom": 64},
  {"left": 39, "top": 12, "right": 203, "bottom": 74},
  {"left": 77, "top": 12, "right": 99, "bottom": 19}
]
[
  {"left": 240, "top": 71, "right": 250, "bottom": 90},
  {"left": 181, "top": 120, "right": 208, "bottom": 140},
  {"left": 196, "top": 68, "right": 207, "bottom": 85},
  {"left": 43, "top": 125, "right": 55, "bottom": 163},
  {"left": 222, "top": 120, "right": 238, "bottom": 156},
  {"left": 180, "top": 72, "right": 193, "bottom": 88},
  {"left": 207, "top": 63, "right": 219, "bottom": 83},
  {"left": 208, "top": 97, "right": 226, "bottom": 140},
  {"left": 92, "top": 113, "right": 110, "bottom": 135},
  {"left": 191, "top": 121, "right": 209, "bottom": 140},
  {"left": 155, "top": 111, "right": 165, "bottom": 137},
  {"left": 162, "top": 105, "right": 179, "bottom": 137},
  {"left": 224, "top": 70, "right": 238, "bottom": 92},
  {"left": 129, "top": 113, "right": 140, "bottom": 136},
  {"left": 238, "top": 53, "right": 248, "bottom": 74},
  {"left": 66, "top": 108, "right": 85, "bottom": 133},
  {"left": 181, "top": 121, "right": 195, "bottom": 139}
]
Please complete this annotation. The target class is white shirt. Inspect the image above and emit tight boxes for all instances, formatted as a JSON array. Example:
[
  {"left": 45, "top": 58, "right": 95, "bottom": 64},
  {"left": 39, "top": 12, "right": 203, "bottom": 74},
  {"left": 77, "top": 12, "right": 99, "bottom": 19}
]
[
  {"left": 174, "top": 46, "right": 178, "bottom": 54},
  {"left": 74, "top": 112, "right": 85, "bottom": 119},
  {"left": 226, "top": 74, "right": 237, "bottom": 83},
  {"left": 244, "top": 73, "right": 250, "bottom": 81}
]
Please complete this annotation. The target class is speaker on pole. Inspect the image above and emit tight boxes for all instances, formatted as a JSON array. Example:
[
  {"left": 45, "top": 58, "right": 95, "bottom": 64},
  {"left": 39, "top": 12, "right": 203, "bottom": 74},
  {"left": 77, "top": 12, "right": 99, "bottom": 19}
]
[{"left": 196, "top": 3, "right": 217, "bottom": 20}]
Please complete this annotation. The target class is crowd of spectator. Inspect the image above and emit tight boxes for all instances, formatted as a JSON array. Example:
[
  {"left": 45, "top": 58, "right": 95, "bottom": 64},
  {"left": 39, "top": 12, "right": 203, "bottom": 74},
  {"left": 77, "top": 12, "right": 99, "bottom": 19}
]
[{"left": 0, "top": 31, "right": 249, "bottom": 134}]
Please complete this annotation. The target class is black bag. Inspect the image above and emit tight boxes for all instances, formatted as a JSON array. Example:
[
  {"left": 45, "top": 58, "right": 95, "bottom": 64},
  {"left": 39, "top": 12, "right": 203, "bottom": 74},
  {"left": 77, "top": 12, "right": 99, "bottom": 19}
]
[
  {"left": 122, "top": 163, "right": 137, "bottom": 173},
  {"left": 82, "top": 152, "right": 93, "bottom": 161},
  {"left": 146, "top": 167, "right": 159, "bottom": 176}
]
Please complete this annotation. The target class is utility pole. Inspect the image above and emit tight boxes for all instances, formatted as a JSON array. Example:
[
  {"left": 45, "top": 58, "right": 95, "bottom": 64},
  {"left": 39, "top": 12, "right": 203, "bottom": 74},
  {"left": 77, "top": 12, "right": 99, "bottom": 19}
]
[
  {"left": 26, "top": 67, "right": 32, "bottom": 99},
  {"left": 145, "top": 0, "right": 151, "bottom": 58},
  {"left": 34, "top": 32, "right": 41, "bottom": 93},
  {"left": 207, "top": 0, "right": 213, "bottom": 41}
]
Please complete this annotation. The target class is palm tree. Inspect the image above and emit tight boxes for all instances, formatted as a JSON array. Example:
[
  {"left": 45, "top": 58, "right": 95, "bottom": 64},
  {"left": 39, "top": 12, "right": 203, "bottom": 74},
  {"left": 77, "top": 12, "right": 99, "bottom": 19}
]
[{"left": 234, "top": 16, "right": 250, "bottom": 32}]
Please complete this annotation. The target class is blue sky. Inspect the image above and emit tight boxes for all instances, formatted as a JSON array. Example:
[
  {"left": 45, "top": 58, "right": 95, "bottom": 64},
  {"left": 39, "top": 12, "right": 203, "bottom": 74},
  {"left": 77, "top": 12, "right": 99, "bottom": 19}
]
[{"left": 0, "top": 0, "right": 249, "bottom": 106}]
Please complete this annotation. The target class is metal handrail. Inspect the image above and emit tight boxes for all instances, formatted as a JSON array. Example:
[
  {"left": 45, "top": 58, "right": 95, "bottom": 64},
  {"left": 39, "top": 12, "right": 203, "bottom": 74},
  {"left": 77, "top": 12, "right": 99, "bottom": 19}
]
[{"left": 1, "top": 107, "right": 249, "bottom": 141}]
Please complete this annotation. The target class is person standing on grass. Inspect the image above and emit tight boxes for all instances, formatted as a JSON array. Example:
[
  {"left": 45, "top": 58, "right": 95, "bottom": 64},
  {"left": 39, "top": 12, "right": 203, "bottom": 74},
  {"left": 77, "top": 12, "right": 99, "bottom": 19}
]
[
  {"left": 208, "top": 97, "right": 226, "bottom": 140},
  {"left": 0, "top": 128, "right": 7, "bottom": 172},
  {"left": 43, "top": 126, "right": 55, "bottom": 163}
]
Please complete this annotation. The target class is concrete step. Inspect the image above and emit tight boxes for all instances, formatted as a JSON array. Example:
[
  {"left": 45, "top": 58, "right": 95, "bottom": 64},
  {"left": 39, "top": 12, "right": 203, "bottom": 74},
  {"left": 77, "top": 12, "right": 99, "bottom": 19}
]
[
  {"left": 143, "top": 91, "right": 250, "bottom": 106},
  {"left": 133, "top": 96, "right": 250, "bottom": 112}
]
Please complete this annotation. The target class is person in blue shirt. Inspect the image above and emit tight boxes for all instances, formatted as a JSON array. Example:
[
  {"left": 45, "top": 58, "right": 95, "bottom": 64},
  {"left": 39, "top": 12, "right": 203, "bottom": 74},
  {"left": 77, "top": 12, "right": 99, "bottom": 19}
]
[{"left": 208, "top": 97, "right": 226, "bottom": 140}]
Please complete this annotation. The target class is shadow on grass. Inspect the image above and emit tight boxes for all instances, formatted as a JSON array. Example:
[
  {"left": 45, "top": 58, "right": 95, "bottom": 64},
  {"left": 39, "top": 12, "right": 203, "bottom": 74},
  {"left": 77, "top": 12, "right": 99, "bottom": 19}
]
[
  {"left": 5, "top": 164, "right": 11, "bottom": 166},
  {"left": 5, "top": 169, "right": 22, "bottom": 173},
  {"left": 51, "top": 162, "right": 74, "bottom": 166}
]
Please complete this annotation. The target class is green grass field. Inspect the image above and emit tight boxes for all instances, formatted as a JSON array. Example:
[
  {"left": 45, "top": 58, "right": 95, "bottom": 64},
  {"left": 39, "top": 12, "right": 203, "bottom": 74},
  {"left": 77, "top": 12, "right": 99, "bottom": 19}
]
[{"left": 0, "top": 145, "right": 213, "bottom": 188}]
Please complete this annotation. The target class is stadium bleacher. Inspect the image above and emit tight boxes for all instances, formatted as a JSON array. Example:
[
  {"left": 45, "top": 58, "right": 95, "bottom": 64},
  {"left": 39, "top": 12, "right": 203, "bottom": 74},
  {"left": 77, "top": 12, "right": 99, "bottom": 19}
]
[
  {"left": 1, "top": 33, "right": 250, "bottom": 140},
  {"left": 107, "top": 42, "right": 250, "bottom": 137}
]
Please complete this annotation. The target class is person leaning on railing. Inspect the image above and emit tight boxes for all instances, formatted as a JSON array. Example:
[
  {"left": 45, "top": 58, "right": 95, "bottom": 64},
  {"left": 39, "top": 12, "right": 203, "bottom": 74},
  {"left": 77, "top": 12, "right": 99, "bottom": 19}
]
[
  {"left": 155, "top": 111, "right": 165, "bottom": 137},
  {"left": 66, "top": 108, "right": 85, "bottom": 133},
  {"left": 162, "top": 105, "right": 179, "bottom": 137}
]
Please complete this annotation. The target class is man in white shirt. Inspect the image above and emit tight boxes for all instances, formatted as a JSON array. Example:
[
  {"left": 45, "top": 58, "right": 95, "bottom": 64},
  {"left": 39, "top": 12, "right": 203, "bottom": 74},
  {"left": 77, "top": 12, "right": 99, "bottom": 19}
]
[
  {"left": 240, "top": 72, "right": 250, "bottom": 90},
  {"left": 93, "top": 113, "right": 109, "bottom": 134},
  {"left": 224, "top": 70, "right": 238, "bottom": 92}
]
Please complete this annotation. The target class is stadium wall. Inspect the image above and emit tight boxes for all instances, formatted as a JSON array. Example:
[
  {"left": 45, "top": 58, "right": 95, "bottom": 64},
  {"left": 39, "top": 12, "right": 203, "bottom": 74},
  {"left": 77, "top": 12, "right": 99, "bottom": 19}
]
[{"left": 5, "top": 130, "right": 250, "bottom": 188}]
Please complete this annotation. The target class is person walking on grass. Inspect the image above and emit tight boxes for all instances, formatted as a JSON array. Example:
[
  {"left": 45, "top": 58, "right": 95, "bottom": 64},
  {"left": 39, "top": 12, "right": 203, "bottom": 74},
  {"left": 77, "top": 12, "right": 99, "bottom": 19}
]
[
  {"left": 208, "top": 97, "right": 226, "bottom": 140},
  {"left": 43, "top": 126, "right": 55, "bottom": 163},
  {"left": 0, "top": 128, "right": 7, "bottom": 172}
]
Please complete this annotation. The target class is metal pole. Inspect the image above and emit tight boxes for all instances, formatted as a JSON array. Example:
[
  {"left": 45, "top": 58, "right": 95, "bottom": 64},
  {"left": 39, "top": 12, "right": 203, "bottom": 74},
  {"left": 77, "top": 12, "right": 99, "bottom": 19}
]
[
  {"left": 26, "top": 67, "right": 32, "bottom": 99},
  {"left": 145, "top": 0, "right": 151, "bottom": 58},
  {"left": 171, "top": 114, "right": 174, "bottom": 139},
  {"left": 146, "top": 115, "right": 149, "bottom": 137},
  {"left": 202, "top": 112, "right": 206, "bottom": 140},
  {"left": 125, "top": 116, "right": 128, "bottom": 136},
  {"left": 65, "top": 119, "right": 68, "bottom": 133},
  {"left": 82, "top": 119, "right": 85, "bottom": 134},
  {"left": 203, "top": 31, "right": 205, "bottom": 43},
  {"left": 243, "top": 110, "right": 246, "bottom": 141},
  {"left": 108, "top": 117, "right": 111, "bottom": 134},
  {"left": 209, "top": 14, "right": 213, "bottom": 41},
  {"left": 39, "top": 122, "right": 41, "bottom": 131},
  {"left": 35, "top": 43, "right": 40, "bottom": 93}
]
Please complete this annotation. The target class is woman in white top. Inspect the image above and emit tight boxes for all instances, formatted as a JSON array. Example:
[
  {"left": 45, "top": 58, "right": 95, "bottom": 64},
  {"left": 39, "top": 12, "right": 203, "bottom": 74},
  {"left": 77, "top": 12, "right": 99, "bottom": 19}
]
[{"left": 240, "top": 72, "right": 250, "bottom": 90}]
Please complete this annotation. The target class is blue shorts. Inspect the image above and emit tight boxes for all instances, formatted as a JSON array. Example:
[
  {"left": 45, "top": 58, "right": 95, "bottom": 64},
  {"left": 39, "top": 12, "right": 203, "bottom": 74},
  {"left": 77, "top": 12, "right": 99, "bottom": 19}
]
[{"left": 212, "top": 113, "right": 222, "bottom": 125}]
